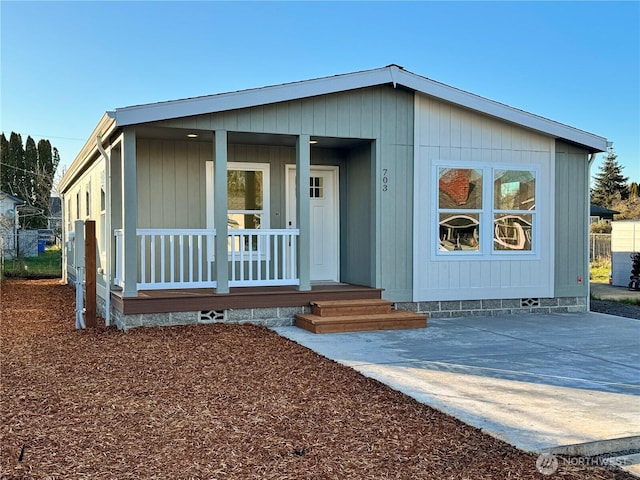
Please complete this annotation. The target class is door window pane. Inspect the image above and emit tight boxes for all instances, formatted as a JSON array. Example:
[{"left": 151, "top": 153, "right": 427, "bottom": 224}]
[{"left": 310, "top": 176, "right": 324, "bottom": 198}]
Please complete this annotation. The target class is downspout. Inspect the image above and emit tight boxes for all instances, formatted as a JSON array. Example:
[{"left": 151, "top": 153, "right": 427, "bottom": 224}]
[
  {"left": 61, "top": 193, "right": 67, "bottom": 284},
  {"left": 96, "top": 136, "right": 111, "bottom": 326},
  {"left": 586, "top": 151, "right": 598, "bottom": 312}
]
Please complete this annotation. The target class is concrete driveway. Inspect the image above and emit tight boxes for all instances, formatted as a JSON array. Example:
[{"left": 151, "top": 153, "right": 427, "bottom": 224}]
[{"left": 274, "top": 312, "right": 640, "bottom": 454}]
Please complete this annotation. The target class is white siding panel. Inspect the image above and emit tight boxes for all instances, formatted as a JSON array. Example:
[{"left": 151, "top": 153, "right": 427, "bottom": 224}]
[
  {"left": 612, "top": 222, "right": 640, "bottom": 251},
  {"left": 413, "top": 93, "right": 554, "bottom": 301},
  {"left": 612, "top": 252, "right": 635, "bottom": 287}
]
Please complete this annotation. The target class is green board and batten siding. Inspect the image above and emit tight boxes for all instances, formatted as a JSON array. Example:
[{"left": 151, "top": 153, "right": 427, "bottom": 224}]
[
  {"left": 554, "top": 140, "right": 589, "bottom": 298},
  {"left": 136, "top": 140, "right": 210, "bottom": 229},
  {"left": 137, "top": 85, "right": 416, "bottom": 301}
]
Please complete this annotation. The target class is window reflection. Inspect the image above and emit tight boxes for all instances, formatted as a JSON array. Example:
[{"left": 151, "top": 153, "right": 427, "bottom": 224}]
[
  {"left": 494, "top": 214, "right": 532, "bottom": 251},
  {"left": 494, "top": 170, "right": 535, "bottom": 211},
  {"left": 439, "top": 213, "right": 480, "bottom": 251},
  {"left": 439, "top": 168, "right": 483, "bottom": 209}
]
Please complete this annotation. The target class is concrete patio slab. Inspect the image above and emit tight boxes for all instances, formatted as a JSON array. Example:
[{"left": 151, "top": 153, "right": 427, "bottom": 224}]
[{"left": 274, "top": 312, "right": 640, "bottom": 454}]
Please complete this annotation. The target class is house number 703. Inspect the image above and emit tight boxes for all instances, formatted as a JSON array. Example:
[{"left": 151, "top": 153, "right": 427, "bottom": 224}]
[{"left": 382, "top": 168, "right": 389, "bottom": 192}]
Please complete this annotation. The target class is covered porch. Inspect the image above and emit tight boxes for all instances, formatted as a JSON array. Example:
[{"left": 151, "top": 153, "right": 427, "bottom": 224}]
[{"left": 107, "top": 125, "right": 376, "bottom": 303}]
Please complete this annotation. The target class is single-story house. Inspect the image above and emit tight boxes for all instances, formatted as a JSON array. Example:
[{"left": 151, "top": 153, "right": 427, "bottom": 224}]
[
  {"left": 0, "top": 191, "right": 25, "bottom": 259},
  {"left": 590, "top": 204, "right": 619, "bottom": 224},
  {"left": 59, "top": 65, "right": 608, "bottom": 330}
]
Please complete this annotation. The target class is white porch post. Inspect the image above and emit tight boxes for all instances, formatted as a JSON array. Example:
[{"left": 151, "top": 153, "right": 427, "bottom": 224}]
[
  {"left": 122, "top": 128, "right": 138, "bottom": 298},
  {"left": 296, "top": 134, "right": 311, "bottom": 291},
  {"left": 214, "top": 130, "right": 229, "bottom": 294}
]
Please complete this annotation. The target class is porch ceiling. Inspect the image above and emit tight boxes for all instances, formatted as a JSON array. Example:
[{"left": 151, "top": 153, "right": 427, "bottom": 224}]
[{"left": 135, "top": 126, "right": 370, "bottom": 149}]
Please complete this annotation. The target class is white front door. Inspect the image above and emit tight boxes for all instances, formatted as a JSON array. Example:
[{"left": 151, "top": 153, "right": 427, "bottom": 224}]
[{"left": 286, "top": 166, "right": 339, "bottom": 282}]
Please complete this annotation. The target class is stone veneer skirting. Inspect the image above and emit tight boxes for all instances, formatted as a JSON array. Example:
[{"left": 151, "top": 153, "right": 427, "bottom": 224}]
[
  {"left": 396, "top": 296, "right": 588, "bottom": 318},
  {"left": 95, "top": 294, "right": 588, "bottom": 330}
]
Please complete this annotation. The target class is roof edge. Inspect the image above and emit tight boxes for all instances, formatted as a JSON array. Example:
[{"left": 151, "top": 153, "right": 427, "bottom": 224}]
[
  {"left": 59, "top": 112, "right": 117, "bottom": 193},
  {"left": 112, "top": 64, "right": 606, "bottom": 153},
  {"left": 394, "top": 69, "right": 607, "bottom": 152},
  {"left": 114, "top": 65, "right": 397, "bottom": 126},
  {"left": 0, "top": 191, "right": 26, "bottom": 204}
]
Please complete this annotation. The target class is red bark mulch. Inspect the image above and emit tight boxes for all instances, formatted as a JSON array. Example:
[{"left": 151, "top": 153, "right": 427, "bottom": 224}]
[{"left": 0, "top": 279, "right": 629, "bottom": 479}]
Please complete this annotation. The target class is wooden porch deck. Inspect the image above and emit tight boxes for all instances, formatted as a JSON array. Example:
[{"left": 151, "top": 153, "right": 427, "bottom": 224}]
[{"left": 110, "top": 283, "right": 383, "bottom": 315}]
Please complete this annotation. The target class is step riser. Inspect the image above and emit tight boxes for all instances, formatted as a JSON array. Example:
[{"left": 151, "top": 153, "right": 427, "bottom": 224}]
[
  {"left": 312, "top": 305, "right": 392, "bottom": 317},
  {"left": 296, "top": 317, "right": 427, "bottom": 334}
]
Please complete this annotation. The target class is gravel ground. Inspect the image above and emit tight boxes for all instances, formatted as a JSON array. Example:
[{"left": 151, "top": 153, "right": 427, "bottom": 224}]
[
  {"left": 1, "top": 279, "right": 634, "bottom": 479},
  {"left": 590, "top": 300, "right": 640, "bottom": 320}
]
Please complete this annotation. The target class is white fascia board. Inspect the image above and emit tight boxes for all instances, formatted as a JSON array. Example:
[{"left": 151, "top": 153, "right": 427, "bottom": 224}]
[
  {"left": 396, "top": 69, "right": 608, "bottom": 152},
  {"left": 114, "top": 67, "right": 396, "bottom": 127},
  {"left": 59, "top": 112, "right": 117, "bottom": 193},
  {"left": 113, "top": 64, "right": 606, "bottom": 153}
]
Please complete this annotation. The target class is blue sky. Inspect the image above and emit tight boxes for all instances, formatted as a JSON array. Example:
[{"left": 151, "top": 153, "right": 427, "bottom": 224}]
[{"left": 1, "top": 1, "right": 639, "bottom": 184}]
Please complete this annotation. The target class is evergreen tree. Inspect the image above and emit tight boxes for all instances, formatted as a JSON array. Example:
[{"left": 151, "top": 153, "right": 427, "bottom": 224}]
[
  {"left": 36, "top": 139, "right": 54, "bottom": 227},
  {"left": 1, "top": 131, "right": 61, "bottom": 229},
  {"left": 8, "top": 132, "right": 25, "bottom": 198},
  {"left": 591, "top": 149, "right": 628, "bottom": 208},
  {"left": 23, "top": 136, "right": 38, "bottom": 201},
  {"left": 0, "top": 133, "right": 10, "bottom": 193}
]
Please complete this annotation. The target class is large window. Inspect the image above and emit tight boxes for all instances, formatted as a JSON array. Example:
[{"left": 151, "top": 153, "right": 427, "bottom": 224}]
[
  {"left": 227, "top": 168, "right": 265, "bottom": 230},
  {"left": 436, "top": 165, "right": 536, "bottom": 255},
  {"left": 206, "top": 162, "right": 270, "bottom": 255}
]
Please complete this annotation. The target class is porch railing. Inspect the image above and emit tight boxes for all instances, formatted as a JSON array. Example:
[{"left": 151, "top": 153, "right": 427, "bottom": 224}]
[
  {"left": 113, "top": 228, "right": 299, "bottom": 290},
  {"left": 114, "top": 229, "right": 124, "bottom": 287},
  {"left": 137, "top": 229, "right": 217, "bottom": 290},
  {"left": 228, "top": 229, "right": 299, "bottom": 287}
]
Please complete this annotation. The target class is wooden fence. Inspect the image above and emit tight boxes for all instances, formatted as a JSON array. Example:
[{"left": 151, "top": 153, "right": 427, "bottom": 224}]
[{"left": 590, "top": 233, "right": 611, "bottom": 262}]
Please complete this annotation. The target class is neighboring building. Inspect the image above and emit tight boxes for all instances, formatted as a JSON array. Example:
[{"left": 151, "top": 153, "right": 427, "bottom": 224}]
[
  {"left": 590, "top": 204, "right": 619, "bottom": 224},
  {"left": 611, "top": 220, "right": 640, "bottom": 287},
  {"left": 0, "top": 191, "right": 24, "bottom": 259},
  {"left": 49, "top": 196, "right": 63, "bottom": 233},
  {"left": 58, "top": 65, "right": 607, "bottom": 330}
]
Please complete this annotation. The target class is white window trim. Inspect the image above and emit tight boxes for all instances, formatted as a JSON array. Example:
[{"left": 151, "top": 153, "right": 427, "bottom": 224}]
[{"left": 432, "top": 161, "right": 539, "bottom": 260}]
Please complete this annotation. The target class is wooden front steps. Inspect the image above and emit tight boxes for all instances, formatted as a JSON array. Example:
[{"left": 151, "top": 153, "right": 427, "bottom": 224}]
[{"left": 295, "top": 299, "right": 427, "bottom": 334}]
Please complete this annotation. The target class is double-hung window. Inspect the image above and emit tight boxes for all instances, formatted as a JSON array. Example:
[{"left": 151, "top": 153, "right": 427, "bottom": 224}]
[
  {"left": 436, "top": 164, "right": 536, "bottom": 256},
  {"left": 227, "top": 166, "right": 267, "bottom": 231},
  {"left": 493, "top": 169, "right": 535, "bottom": 252},
  {"left": 438, "top": 168, "right": 483, "bottom": 252},
  {"left": 206, "top": 161, "right": 270, "bottom": 255}
]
